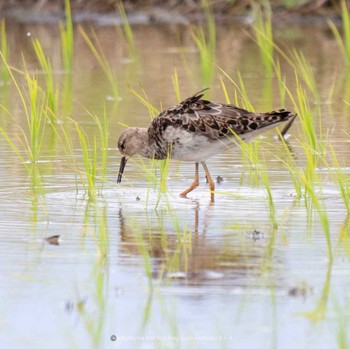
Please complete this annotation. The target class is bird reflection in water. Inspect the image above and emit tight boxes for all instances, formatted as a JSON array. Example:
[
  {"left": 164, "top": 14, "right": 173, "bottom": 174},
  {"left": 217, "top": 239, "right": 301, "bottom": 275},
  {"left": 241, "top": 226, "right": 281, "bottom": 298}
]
[{"left": 117, "top": 202, "right": 281, "bottom": 288}]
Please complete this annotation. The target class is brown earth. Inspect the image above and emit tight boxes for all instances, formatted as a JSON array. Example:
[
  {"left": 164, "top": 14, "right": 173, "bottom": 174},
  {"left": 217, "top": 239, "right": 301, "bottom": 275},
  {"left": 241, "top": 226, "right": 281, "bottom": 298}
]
[{"left": 0, "top": 0, "right": 347, "bottom": 24}]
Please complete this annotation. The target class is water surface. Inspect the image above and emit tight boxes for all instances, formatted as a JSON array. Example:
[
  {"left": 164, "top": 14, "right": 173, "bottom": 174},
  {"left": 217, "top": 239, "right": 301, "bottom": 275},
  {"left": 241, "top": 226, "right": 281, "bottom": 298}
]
[{"left": 0, "top": 20, "right": 350, "bottom": 349}]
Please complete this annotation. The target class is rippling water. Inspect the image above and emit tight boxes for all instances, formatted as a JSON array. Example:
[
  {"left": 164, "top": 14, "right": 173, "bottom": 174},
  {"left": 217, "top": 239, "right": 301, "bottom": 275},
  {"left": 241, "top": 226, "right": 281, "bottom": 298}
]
[{"left": 0, "top": 19, "right": 350, "bottom": 349}]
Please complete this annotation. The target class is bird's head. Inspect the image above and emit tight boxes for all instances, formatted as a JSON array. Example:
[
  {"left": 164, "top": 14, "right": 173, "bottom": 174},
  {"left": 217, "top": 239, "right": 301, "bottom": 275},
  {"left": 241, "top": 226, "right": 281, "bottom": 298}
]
[{"left": 117, "top": 127, "right": 147, "bottom": 183}]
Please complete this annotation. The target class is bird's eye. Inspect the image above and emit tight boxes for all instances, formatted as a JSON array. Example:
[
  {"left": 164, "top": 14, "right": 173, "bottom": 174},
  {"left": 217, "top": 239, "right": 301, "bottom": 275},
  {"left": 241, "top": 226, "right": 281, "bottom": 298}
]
[{"left": 119, "top": 141, "right": 126, "bottom": 151}]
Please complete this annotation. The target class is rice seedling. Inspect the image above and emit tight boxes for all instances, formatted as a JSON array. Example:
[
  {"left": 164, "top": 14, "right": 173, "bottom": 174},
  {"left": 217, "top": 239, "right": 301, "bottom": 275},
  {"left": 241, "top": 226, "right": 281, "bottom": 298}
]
[
  {"left": 0, "top": 63, "right": 47, "bottom": 196},
  {"left": 32, "top": 39, "right": 57, "bottom": 113},
  {"left": 260, "top": 77, "right": 273, "bottom": 111},
  {"left": 338, "top": 215, "right": 350, "bottom": 261},
  {"left": 303, "top": 173, "right": 332, "bottom": 259},
  {"left": 61, "top": 73, "right": 73, "bottom": 114},
  {"left": 251, "top": 3, "right": 274, "bottom": 77},
  {"left": 126, "top": 87, "right": 173, "bottom": 204},
  {"left": 219, "top": 76, "right": 231, "bottom": 103},
  {"left": 0, "top": 20, "right": 9, "bottom": 84},
  {"left": 79, "top": 27, "right": 119, "bottom": 101},
  {"left": 249, "top": 18, "right": 320, "bottom": 101},
  {"left": 172, "top": 68, "right": 181, "bottom": 103},
  {"left": 290, "top": 49, "right": 320, "bottom": 100},
  {"left": 191, "top": 0, "right": 216, "bottom": 86},
  {"left": 328, "top": 0, "right": 350, "bottom": 66},
  {"left": 284, "top": 75, "right": 321, "bottom": 182},
  {"left": 129, "top": 87, "right": 159, "bottom": 118},
  {"left": 217, "top": 67, "right": 255, "bottom": 110},
  {"left": 28, "top": 162, "right": 45, "bottom": 196},
  {"left": 191, "top": 27, "right": 214, "bottom": 87},
  {"left": 329, "top": 144, "right": 350, "bottom": 214},
  {"left": 275, "top": 135, "right": 303, "bottom": 199},
  {"left": 0, "top": 54, "right": 48, "bottom": 165},
  {"left": 0, "top": 105, "right": 27, "bottom": 164},
  {"left": 25, "top": 70, "right": 47, "bottom": 163},
  {"left": 63, "top": 106, "right": 109, "bottom": 201},
  {"left": 118, "top": 2, "right": 137, "bottom": 59},
  {"left": 217, "top": 68, "right": 287, "bottom": 226},
  {"left": 86, "top": 108, "right": 109, "bottom": 189},
  {"left": 228, "top": 127, "right": 277, "bottom": 228},
  {"left": 74, "top": 121, "right": 98, "bottom": 202},
  {"left": 72, "top": 115, "right": 108, "bottom": 202},
  {"left": 279, "top": 74, "right": 333, "bottom": 256},
  {"left": 60, "top": 0, "right": 74, "bottom": 72},
  {"left": 274, "top": 59, "right": 287, "bottom": 106}
]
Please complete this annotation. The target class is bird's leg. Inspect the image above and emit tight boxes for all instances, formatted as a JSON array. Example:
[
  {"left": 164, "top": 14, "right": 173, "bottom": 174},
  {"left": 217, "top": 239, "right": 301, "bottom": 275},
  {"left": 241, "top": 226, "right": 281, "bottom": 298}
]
[
  {"left": 180, "top": 162, "right": 199, "bottom": 197},
  {"left": 201, "top": 161, "right": 215, "bottom": 202}
]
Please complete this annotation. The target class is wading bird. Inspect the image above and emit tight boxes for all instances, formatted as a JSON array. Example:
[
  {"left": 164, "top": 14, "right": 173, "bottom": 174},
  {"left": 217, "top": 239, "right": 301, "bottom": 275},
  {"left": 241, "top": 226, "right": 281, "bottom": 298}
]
[{"left": 117, "top": 90, "right": 296, "bottom": 201}]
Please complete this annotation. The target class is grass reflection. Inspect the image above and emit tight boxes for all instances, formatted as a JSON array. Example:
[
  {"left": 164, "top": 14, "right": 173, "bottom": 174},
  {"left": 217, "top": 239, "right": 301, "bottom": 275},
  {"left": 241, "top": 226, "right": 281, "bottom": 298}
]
[{"left": 0, "top": 8, "right": 350, "bottom": 349}]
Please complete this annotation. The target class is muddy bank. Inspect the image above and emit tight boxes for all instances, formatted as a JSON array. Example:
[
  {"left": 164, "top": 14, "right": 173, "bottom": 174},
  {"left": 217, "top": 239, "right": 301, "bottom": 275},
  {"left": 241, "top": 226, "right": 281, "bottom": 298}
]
[{"left": 0, "top": 0, "right": 345, "bottom": 25}]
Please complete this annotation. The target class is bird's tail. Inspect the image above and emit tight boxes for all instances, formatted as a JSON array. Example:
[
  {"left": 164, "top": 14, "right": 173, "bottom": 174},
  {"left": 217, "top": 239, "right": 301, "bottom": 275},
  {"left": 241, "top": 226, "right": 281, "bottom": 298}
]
[{"left": 265, "top": 109, "right": 297, "bottom": 123}]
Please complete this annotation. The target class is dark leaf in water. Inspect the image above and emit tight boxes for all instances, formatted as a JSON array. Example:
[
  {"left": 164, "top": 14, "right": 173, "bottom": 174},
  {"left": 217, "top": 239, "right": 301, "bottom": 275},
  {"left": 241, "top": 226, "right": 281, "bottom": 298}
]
[
  {"left": 216, "top": 175, "right": 224, "bottom": 184},
  {"left": 44, "top": 235, "right": 60, "bottom": 246}
]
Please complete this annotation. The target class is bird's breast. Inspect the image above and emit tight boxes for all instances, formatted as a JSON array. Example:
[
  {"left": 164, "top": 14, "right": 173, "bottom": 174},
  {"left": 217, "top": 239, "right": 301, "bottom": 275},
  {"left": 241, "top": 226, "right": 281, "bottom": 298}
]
[{"left": 161, "top": 126, "right": 234, "bottom": 162}]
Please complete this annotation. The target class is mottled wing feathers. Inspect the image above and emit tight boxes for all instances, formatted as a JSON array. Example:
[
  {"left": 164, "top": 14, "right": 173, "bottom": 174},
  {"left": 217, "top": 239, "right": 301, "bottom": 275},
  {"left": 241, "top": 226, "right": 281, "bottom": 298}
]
[
  {"left": 218, "top": 106, "right": 294, "bottom": 135},
  {"left": 148, "top": 91, "right": 295, "bottom": 144}
]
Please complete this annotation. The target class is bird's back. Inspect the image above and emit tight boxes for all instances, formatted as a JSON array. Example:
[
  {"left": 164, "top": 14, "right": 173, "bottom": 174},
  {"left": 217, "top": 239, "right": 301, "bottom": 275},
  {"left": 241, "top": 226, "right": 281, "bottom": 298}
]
[{"left": 147, "top": 91, "right": 296, "bottom": 161}]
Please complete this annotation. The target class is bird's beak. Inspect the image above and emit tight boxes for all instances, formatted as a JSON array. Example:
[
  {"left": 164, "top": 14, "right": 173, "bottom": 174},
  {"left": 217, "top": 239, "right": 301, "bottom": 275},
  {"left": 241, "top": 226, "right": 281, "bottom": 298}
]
[{"left": 117, "top": 156, "right": 128, "bottom": 183}]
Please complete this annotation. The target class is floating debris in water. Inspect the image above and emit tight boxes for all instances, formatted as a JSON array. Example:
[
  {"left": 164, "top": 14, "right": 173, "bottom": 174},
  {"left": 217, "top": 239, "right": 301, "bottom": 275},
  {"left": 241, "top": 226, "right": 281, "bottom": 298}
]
[
  {"left": 288, "top": 282, "right": 313, "bottom": 298},
  {"left": 105, "top": 95, "right": 115, "bottom": 101},
  {"left": 216, "top": 175, "right": 224, "bottom": 184},
  {"left": 44, "top": 235, "right": 60, "bottom": 245},
  {"left": 64, "top": 298, "right": 88, "bottom": 313},
  {"left": 247, "top": 229, "right": 265, "bottom": 241},
  {"left": 64, "top": 301, "right": 74, "bottom": 313},
  {"left": 165, "top": 272, "right": 187, "bottom": 280},
  {"left": 252, "top": 230, "right": 261, "bottom": 240}
]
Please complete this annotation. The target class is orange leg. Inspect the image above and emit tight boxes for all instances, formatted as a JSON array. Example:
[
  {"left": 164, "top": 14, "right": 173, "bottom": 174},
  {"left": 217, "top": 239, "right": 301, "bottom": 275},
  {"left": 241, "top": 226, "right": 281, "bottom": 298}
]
[
  {"left": 201, "top": 161, "right": 215, "bottom": 202},
  {"left": 180, "top": 162, "right": 199, "bottom": 197}
]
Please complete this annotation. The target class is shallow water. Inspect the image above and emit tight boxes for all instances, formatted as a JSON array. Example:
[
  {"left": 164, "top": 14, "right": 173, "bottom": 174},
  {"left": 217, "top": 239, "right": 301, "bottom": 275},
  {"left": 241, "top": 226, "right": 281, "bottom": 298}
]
[{"left": 0, "top": 19, "right": 350, "bottom": 349}]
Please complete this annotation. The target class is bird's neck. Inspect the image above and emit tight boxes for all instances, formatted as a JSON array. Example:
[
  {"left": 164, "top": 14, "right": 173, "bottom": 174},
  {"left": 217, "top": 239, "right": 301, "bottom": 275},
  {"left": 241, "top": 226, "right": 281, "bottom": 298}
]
[
  {"left": 136, "top": 128, "right": 155, "bottom": 159},
  {"left": 136, "top": 127, "right": 169, "bottom": 160}
]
